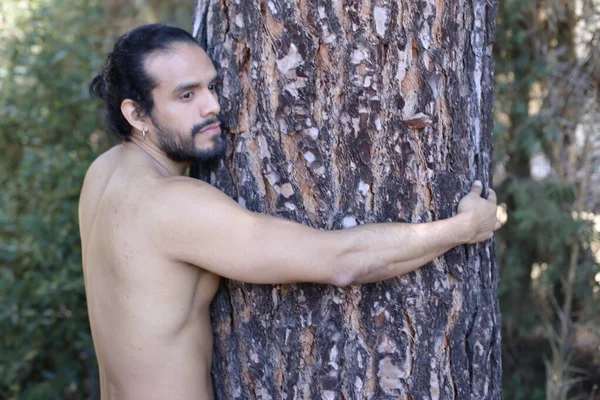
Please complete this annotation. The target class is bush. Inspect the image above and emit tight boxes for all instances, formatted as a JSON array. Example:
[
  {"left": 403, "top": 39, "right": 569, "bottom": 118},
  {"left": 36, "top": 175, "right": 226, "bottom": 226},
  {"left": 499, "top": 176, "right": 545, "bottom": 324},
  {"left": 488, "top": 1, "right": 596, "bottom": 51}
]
[{"left": 0, "top": 0, "right": 108, "bottom": 397}]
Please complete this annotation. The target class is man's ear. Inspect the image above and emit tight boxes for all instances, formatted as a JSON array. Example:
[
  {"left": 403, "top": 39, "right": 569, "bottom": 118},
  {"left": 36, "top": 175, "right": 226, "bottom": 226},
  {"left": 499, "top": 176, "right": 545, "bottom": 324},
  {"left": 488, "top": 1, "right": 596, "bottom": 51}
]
[{"left": 121, "top": 99, "right": 146, "bottom": 132}]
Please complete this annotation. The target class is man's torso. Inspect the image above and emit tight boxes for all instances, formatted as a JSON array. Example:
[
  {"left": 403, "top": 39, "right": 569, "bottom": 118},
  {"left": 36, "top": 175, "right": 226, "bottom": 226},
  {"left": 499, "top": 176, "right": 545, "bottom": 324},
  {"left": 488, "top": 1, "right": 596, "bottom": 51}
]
[{"left": 79, "top": 145, "right": 219, "bottom": 400}]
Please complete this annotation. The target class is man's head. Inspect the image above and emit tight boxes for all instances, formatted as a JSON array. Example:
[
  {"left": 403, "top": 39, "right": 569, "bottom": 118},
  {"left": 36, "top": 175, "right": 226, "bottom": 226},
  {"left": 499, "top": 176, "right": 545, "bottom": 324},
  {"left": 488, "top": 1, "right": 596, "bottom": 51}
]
[{"left": 90, "top": 24, "right": 227, "bottom": 163}]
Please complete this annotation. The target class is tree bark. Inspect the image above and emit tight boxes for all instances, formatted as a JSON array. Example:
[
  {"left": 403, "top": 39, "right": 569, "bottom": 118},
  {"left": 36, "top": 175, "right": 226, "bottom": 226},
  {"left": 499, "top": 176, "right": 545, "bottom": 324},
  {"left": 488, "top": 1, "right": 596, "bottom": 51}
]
[{"left": 192, "top": 1, "right": 501, "bottom": 398}]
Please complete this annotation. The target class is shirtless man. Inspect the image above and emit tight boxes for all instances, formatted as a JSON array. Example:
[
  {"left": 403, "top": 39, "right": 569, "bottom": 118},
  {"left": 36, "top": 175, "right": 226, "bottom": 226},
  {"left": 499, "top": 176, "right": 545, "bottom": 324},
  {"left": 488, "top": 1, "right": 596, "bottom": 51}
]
[{"left": 79, "top": 24, "right": 501, "bottom": 400}]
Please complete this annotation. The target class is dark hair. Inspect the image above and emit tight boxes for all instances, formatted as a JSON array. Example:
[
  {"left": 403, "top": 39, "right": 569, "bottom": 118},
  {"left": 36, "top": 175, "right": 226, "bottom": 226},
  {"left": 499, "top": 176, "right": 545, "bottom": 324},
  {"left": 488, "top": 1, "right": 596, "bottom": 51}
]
[{"left": 89, "top": 24, "right": 200, "bottom": 140}]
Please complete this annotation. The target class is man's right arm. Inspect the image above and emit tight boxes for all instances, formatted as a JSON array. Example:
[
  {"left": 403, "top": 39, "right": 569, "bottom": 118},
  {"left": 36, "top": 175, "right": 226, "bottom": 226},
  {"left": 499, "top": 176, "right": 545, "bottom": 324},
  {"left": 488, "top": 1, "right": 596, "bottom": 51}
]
[{"left": 153, "top": 179, "right": 500, "bottom": 286}]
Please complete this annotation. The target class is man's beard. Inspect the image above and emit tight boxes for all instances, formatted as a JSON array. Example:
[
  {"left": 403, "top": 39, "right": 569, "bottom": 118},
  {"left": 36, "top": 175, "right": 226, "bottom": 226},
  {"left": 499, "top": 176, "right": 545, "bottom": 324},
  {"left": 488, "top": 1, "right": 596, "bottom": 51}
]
[{"left": 150, "top": 115, "right": 228, "bottom": 164}]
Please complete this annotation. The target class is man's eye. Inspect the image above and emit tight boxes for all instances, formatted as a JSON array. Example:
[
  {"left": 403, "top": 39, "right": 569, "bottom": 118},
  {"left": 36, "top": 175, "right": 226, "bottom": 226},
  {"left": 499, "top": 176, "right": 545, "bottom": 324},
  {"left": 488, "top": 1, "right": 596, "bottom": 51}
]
[{"left": 181, "top": 92, "right": 194, "bottom": 100}]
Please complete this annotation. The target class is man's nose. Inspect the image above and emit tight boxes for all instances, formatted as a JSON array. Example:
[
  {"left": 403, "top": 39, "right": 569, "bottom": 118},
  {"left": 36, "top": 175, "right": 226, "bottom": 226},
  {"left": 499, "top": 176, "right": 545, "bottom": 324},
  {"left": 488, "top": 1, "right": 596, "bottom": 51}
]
[{"left": 200, "top": 90, "right": 221, "bottom": 118}]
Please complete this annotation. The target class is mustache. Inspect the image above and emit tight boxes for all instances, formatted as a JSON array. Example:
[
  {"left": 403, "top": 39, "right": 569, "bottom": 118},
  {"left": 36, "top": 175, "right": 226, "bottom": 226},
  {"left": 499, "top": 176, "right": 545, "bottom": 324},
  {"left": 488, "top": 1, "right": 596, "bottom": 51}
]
[{"left": 191, "top": 114, "right": 226, "bottom": 136}]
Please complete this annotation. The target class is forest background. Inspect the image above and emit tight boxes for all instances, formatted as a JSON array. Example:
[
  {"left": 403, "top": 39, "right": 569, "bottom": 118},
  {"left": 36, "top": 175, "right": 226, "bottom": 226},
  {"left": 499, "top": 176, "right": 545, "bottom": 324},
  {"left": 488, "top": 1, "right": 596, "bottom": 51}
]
[{"left": 0, "top": 0, "right": 599, "bottom": 399}]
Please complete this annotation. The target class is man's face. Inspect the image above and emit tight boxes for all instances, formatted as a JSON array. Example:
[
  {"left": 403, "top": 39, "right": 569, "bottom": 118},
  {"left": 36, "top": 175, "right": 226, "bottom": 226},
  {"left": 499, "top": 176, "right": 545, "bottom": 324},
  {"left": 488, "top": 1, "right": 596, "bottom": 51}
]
[{"left": 144, "top": 43, "right": 226, "bottom": 163}]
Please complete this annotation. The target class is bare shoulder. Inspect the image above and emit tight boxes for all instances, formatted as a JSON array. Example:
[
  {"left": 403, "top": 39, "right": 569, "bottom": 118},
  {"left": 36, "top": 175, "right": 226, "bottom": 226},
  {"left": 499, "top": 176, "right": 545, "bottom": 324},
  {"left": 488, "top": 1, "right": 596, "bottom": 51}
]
[
  {"left": 79, "top": 146, "right": 122, "bottom": 217},
  {"left": 146, "top": 175, "right": 254, "bottom": 231},
  {"left": 145, "top": 175, "right": 256, "bottom": 259},
  {"left": 78, "top": 145, "right": 124, "bottom": 254},
  {"left": 80, "top": 145, "right": 123, "bottom": 193},
  {"left": 151, "top": 175, "right": 243, "bottom": 212}
]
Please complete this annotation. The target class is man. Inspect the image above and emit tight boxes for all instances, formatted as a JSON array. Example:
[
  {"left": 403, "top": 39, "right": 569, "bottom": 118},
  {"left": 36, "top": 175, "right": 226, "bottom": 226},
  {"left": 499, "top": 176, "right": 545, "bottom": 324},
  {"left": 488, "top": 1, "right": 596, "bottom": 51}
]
[{"left": 80, "top": 24, "right": 500, "bottom": 400}]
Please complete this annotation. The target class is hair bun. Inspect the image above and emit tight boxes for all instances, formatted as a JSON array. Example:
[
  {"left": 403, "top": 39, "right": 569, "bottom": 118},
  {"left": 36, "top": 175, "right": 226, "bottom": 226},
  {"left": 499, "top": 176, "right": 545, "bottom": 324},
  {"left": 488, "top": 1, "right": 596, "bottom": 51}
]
[{"left": 89, "top": 74, "right": 106, "bottom": 100}]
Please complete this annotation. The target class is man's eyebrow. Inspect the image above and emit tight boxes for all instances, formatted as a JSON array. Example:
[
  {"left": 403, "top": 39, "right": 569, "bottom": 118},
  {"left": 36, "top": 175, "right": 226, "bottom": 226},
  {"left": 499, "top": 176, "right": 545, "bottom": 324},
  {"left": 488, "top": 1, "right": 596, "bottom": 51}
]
[
  {"left": 172, "top": 76, "right": 219, "bottom": 93},
  {"left": 172, "top": 82, "right": 201, "bottom": 93}
]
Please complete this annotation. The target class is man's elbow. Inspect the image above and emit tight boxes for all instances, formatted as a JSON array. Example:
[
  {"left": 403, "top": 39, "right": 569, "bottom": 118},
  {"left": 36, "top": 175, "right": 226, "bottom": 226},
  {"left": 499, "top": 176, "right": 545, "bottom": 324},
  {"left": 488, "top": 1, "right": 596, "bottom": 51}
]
[
  {"left": 318, "top": 230, "right": 362, "bottom": 287},
  {"left": 328, "top": 272, "right": 355, "bottom": 287},
  {"left": 326, "top": 258, "right": 357, "bottom": 287}
]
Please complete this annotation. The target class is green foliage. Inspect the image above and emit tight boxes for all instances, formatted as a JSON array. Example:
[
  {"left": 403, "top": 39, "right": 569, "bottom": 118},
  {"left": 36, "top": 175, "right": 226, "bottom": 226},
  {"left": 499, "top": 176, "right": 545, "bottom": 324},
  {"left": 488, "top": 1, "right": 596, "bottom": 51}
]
[
  {"left": 496, "top": 178, "right": 581, "bottom": 331},
  {"left": 502, "top": 179, "right": 577, "bottom": 262},
  {"left": 0, "top": 0, "right": 107, "bottom": 397},
  {"left": 494, "top": 0, "right": 550, "bottom": 165},
  {"left": 494, "top": 0, "right": 600, "bottom": 398}
]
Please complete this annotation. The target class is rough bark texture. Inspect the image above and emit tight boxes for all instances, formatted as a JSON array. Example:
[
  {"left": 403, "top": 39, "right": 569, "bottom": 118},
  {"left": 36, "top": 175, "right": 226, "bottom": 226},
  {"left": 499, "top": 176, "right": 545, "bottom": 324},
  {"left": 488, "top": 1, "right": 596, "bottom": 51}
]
[{"left": 193, "top": 1, "right": 501, "bottom": 398}]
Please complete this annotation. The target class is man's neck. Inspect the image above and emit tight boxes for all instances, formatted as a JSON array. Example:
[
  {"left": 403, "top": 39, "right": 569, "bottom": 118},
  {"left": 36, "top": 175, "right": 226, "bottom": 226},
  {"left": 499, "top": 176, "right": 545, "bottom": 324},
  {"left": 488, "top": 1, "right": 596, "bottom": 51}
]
[{"left": 124, "top": 138, "right": 189, "bottom": 177}]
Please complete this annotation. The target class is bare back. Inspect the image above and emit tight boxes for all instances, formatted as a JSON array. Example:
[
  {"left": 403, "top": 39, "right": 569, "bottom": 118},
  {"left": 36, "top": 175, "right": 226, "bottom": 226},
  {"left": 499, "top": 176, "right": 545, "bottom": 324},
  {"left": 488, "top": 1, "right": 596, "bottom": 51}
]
[{"left": 79, "top": 145, "right": 219, "bottom": 400}]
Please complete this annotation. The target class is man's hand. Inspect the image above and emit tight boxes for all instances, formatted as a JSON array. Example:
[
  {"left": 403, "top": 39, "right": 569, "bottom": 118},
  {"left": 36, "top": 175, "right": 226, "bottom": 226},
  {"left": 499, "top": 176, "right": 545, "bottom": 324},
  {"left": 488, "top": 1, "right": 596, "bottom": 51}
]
[{"left": 457, "top": 180, "right": 502, "bottom": 244}]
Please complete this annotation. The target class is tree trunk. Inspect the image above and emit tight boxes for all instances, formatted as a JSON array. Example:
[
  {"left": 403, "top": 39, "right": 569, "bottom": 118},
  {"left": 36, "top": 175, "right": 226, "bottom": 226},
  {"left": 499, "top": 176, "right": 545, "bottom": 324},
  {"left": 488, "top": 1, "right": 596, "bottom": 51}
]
[{"left": 192, "top": 1, "right": 501, "bottom": 398}]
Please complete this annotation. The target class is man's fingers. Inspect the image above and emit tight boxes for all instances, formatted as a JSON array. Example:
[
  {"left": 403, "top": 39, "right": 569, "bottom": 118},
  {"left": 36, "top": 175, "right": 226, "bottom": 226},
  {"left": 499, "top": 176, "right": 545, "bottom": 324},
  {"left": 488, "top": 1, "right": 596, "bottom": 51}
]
[
  {"left": 487, "top": 189, "right": 497, "bottom": 203},
  {"left": 470, "top": 180, "right": 483, "bottom": 195}
]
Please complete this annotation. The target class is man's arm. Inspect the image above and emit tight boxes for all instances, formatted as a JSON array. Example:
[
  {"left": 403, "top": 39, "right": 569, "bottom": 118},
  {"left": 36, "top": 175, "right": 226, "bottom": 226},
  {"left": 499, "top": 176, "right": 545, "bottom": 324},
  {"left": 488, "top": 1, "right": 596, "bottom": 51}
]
[{"left": 153, "top": 178, "right": 499, "bottom": 286}]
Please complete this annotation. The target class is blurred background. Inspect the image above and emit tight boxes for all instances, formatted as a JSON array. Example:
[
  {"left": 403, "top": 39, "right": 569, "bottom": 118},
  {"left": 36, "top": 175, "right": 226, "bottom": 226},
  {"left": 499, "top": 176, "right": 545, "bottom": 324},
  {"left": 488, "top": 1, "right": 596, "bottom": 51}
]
[{"left": 0, "top": 0, "right": 599, "bottom": 399}]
